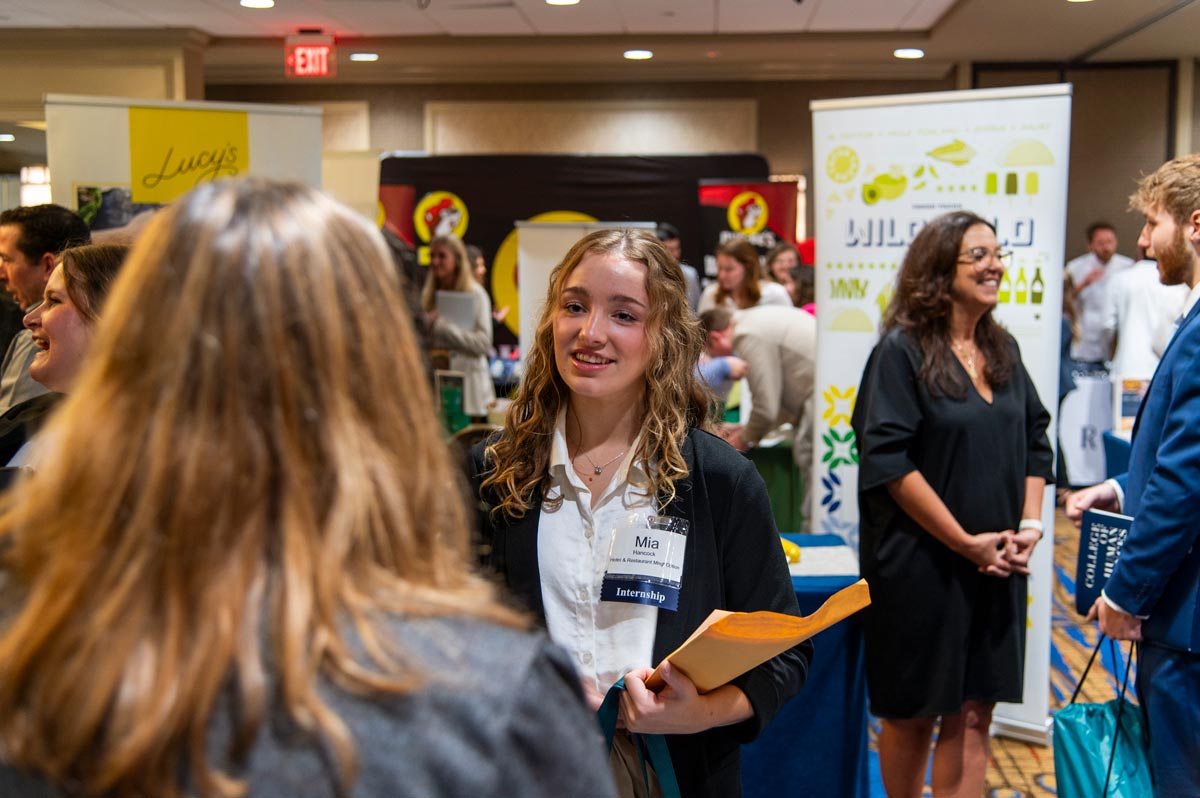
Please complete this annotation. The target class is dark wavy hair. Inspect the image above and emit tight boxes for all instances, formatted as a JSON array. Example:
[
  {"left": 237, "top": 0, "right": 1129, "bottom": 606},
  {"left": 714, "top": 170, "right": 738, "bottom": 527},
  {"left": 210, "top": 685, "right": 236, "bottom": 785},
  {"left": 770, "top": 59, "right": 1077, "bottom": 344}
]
[{"left": 882, "top": 211, "right": 1014, "bottom": 399}]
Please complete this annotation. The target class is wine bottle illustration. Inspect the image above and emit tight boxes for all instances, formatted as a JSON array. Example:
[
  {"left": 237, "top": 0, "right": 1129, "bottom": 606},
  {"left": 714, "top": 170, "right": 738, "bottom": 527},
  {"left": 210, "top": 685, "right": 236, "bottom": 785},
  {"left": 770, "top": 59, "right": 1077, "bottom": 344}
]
[
  {"left": 998, "top": 269, "right": 1011, "bottom": 303},
  {"left": 1030, "top": 266, "right": 1044, "bottom": 305},
  {"left": 1014, "top": 267, "right": 1028, "bottom": 305}
]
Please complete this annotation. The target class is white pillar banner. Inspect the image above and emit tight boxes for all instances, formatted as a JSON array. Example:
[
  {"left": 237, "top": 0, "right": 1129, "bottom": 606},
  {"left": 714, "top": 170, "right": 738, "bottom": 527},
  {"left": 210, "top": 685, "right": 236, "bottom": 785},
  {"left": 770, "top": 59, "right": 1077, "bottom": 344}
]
[{"left": 811, "top": 84, "right": 1071, "bottom": 743}]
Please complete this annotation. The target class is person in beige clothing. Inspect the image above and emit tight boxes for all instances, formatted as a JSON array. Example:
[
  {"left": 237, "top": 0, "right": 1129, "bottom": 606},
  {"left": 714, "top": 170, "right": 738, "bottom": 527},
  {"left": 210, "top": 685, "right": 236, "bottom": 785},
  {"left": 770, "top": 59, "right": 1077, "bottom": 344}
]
[{"left": 715, "top": 305, "right": 816, "bottom": 523}]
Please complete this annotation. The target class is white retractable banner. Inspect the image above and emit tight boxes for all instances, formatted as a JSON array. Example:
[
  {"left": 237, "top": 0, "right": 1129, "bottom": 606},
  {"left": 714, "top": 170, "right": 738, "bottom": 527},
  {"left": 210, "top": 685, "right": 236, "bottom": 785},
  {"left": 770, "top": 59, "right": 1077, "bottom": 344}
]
[{"left": 811, "top": 84, "right": 1072, "bottom": 743}]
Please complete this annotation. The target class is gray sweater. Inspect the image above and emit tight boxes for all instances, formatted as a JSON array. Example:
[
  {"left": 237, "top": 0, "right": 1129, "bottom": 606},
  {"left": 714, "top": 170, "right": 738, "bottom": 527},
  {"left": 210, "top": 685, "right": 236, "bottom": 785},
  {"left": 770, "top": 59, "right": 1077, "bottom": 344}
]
[{"left": 0, "top": 615, "right": 617, "bottom": 798}]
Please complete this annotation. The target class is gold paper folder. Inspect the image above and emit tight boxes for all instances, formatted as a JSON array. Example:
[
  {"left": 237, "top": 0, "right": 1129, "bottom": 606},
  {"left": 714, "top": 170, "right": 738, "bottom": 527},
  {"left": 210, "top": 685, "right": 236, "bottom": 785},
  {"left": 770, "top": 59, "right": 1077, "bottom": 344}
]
[{"left": 645, "top": 579, "right": 870, "bottom": 694}]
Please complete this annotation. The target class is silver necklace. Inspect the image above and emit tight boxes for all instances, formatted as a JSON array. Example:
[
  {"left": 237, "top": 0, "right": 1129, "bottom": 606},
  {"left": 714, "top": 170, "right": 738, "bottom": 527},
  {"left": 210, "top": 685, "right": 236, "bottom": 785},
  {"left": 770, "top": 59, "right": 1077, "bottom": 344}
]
[{"left": 576, "top": 449, "right": 627, "bottom": 477}]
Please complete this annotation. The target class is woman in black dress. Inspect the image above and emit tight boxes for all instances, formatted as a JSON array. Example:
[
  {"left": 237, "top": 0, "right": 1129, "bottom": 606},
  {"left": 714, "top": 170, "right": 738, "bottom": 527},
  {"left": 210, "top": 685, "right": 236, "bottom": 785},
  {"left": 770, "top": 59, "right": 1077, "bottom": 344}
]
[{"left": 851, "top": 211, "right": 1054, "bottom": 798}]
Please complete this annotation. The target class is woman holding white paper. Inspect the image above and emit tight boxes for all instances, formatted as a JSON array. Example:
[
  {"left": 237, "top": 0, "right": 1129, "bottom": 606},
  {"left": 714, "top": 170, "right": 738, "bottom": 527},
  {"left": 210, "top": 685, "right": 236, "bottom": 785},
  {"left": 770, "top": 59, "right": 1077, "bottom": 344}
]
[
  {"left": 852, "top": 211, "right": 1054, "bottom": 798},
  {"left": 422, "top": 234, "right": 495, "bottom": 417},
  {"left": 472, "top": 228, "right": 811, "bottom": 798}
]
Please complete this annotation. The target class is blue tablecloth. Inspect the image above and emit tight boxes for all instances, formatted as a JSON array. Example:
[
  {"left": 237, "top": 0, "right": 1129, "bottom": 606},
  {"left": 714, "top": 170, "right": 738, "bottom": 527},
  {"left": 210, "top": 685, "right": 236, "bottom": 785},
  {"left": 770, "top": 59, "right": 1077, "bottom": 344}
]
[{"left": 742, "top": 534, "right": 869, "bottom": 798}]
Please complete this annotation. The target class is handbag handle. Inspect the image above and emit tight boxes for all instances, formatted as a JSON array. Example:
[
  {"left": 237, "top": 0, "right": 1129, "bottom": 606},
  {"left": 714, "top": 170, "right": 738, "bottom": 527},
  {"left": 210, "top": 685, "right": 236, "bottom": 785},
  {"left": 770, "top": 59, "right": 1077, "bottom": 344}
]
[{"left": 1066, "top": 633, "right": 1138, "bottom": 798}]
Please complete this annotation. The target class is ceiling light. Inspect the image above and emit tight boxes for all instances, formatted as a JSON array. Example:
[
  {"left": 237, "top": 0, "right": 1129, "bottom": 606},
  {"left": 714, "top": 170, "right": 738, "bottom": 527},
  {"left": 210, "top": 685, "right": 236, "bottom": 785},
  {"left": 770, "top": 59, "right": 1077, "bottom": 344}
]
[
  {"left": 546, "top": 0, "right": 580, "bottom": 5},
  {"left": 350, "top": 53, "right": 379, "bottom": 62},
  {"left": 240, "top": 0, "right": 274, "bottom": 8},
  {"left": 1066, "top": 0, "right": 1095, "bottom": 3},
  {"left": 0, "top": 134, "right": 14, "bottom": 143},
  {"left": 893, "top": 48, "right": 925, "bottom": 59},
  {"left": 623, "top": 49, "right": 654, "bottom": 61}
]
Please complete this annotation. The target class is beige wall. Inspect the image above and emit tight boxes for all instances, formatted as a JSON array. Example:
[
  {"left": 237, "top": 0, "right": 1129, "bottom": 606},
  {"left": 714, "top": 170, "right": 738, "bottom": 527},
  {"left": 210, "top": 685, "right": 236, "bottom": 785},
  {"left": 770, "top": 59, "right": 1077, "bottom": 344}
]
[
  {"left": 978, "top": 64, "right": 1174, "bottom": 262},
  {"left": 0, "top": 30, "right": 207, "bottom": 122},
  {"left": 207, "top": 77, "right": 956, "bottom": 235}
]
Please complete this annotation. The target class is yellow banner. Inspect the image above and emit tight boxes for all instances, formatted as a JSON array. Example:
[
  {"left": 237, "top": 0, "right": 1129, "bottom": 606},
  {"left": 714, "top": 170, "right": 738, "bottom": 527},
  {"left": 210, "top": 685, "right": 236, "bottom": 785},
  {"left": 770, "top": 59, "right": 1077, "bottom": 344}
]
[{"left": 128, "top": 107, "right": 249, "bottom": 203}]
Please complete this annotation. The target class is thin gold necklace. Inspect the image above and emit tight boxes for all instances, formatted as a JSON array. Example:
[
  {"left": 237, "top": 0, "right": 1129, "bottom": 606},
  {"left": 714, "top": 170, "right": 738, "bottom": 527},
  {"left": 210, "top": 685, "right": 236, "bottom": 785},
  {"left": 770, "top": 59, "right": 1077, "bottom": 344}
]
[{"left": 951, "top": 339, "right": 979, "bottom": 380}]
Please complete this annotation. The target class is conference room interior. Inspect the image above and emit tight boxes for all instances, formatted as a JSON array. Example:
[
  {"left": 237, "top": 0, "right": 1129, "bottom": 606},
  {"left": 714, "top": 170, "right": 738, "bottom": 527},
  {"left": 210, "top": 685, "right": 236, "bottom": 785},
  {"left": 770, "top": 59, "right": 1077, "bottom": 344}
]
[{"left": 0, "top": 2, "right": 1198, "bottom": 797}]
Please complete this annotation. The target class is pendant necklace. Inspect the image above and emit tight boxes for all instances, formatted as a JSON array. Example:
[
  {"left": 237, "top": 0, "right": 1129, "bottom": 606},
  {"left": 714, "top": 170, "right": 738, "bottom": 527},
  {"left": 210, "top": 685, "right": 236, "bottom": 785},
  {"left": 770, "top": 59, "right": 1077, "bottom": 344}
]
[
  {"left": 951, "top": 339, "right": 978, "bottom": 380},
  {"left": 574, "top": 449, "right": 627, "bottom": 482}
]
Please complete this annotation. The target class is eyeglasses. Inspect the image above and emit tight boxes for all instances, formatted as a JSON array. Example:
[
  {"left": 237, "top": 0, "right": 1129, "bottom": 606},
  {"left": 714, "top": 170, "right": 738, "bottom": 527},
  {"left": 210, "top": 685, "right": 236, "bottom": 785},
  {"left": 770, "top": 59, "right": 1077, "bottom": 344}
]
[{"left": 957, "top": 247, "right": 1012, "bottom": 269}]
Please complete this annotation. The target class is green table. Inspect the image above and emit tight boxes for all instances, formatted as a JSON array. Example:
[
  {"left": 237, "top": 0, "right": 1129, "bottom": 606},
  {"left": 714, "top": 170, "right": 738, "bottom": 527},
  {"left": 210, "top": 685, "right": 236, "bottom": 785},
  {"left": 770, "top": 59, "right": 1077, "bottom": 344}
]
[{"left": 745, "top": 440, "right": 806, "bottom": 533}]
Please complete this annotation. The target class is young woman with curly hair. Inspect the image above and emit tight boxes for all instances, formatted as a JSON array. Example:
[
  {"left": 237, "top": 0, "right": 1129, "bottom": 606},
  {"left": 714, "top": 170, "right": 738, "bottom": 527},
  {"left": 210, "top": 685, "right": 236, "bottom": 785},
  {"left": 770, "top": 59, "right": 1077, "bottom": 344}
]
[{"left": 473, "top": 228, "right": 811, "bottom": 798}]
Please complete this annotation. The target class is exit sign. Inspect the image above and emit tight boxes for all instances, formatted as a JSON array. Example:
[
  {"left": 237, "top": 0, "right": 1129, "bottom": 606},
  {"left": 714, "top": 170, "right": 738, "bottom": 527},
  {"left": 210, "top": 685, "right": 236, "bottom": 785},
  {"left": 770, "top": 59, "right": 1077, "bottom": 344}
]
[{"left": 285, "top": 35, "right": 336, "bottom": 78}]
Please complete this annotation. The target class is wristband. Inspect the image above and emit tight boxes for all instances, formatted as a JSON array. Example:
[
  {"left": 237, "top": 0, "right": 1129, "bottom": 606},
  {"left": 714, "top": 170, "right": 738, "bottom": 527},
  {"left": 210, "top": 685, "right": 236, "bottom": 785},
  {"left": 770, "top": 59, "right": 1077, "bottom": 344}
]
[{"left": 1018, "top": 518, "right": 1044, "bottom": 536}]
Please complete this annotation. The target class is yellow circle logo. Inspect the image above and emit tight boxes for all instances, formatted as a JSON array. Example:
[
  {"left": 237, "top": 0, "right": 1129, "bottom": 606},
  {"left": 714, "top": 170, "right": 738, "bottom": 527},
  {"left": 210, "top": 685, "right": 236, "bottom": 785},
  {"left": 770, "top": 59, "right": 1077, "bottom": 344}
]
[
  {"left": 826, "top": 146, "right": 860, "bottom": 184},
  {"left": 491, "top": 210, "right": 597, "bottom": 337},
  {"left": 414, "top": 191, "right": 469, "bottom": 242},
  {"left": 727, "top": 191, "right": 768, "bottom": 235}
]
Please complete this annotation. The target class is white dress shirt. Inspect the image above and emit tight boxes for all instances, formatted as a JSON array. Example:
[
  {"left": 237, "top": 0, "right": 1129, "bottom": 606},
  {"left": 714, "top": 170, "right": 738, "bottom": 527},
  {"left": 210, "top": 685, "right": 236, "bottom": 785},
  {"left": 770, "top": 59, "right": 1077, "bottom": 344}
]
[
  {"left": 538, "top": 411, "right": 658, "bottom": 694},
  {"left": 697, "top": 280, "right": 792, "bottom": 314},
  {"left": 1102, "top": 260, "right": 1188, "bottom": 380},
  {"left": 1066, "top": 251, "right": 1135, "bottom": 363}
]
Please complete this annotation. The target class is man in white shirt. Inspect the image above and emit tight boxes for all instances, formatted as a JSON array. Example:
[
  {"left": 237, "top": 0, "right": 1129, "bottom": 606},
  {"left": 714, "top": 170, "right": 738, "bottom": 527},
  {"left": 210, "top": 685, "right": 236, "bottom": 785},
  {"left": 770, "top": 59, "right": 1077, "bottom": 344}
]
[
  {"left": 1103, "top": 255, "right": 1188, "bottom": 379},
  {"left": 1065, "top": 222, "right": 1135, "bottom": 367}
]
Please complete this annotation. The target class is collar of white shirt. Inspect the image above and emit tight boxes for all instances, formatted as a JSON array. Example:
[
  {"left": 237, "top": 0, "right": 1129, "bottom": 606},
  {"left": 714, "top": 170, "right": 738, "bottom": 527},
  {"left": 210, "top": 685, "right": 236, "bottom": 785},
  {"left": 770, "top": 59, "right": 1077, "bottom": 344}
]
[
  {"left": 549, "top": 408, "right": 650, "bottom": 505},
  {"left": 1181, "top": 280, "right": 1200, "bottom": 320}
]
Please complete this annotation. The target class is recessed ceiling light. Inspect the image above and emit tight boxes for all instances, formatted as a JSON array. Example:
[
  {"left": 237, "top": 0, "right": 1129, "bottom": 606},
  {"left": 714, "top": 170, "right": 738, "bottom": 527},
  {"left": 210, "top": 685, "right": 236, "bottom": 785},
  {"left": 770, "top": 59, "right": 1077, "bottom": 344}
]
[
  {"left": 1066, "top": 0, "right": 1095, "bottom": 3},
  {"left": 893, "top": 48, "right": 925, "bottom": 59},
  {"left": 350, "top": 53, "right": 379, "bottom": 62},
  {"left": 546, "top": 0, "right": 580, "bottom": 5},
  {"left": 624, "top": 49, "right": 654, "bottom": 60},
  {"left": 0, "top": 134, "right": 14, "bottom": 143},
  {"left": 240, "top": 0, "right": 274, "bottom": 8}
]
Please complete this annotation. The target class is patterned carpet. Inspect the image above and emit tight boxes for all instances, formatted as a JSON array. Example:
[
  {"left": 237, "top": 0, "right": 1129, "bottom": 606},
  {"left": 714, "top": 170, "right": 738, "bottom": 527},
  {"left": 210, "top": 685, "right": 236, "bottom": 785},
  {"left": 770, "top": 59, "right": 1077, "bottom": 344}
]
[{"left": 867, "top": 508, "right": 1134, "bottom": 798}]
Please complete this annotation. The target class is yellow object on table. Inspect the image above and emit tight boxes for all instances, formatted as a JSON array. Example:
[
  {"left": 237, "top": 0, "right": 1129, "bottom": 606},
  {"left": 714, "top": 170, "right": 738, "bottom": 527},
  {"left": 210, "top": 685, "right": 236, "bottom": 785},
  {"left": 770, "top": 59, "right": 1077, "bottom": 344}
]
[{"left": 780, "top": 536, "right": 802, "bottom": 564}]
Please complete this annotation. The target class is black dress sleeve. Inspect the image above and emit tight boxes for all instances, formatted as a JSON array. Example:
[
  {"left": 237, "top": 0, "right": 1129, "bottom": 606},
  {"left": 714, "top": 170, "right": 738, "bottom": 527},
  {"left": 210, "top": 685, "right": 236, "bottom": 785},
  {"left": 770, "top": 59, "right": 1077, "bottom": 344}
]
[{"left": 852, "top": 330, "right": 925, "bottom": 492}]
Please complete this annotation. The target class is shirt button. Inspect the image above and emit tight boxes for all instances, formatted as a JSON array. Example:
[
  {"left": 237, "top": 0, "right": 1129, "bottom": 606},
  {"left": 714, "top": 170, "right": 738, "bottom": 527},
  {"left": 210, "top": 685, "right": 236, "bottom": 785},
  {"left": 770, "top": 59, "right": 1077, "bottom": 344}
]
[
  {"left": 583, "top": 525, "right": 594, "bottom": 540},
  {"left": 580, "top": 651, "right": 593, "bottom": 665},
  {"left": 577, "top": 587, "right": 588, "bottom": 602}
]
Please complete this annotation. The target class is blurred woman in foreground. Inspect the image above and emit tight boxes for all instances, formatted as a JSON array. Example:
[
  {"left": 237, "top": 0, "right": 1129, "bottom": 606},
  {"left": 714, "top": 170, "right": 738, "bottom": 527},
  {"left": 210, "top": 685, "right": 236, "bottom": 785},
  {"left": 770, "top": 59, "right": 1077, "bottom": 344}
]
[{"left": 0, "top": 178, "right": 613, "bottom": 798}]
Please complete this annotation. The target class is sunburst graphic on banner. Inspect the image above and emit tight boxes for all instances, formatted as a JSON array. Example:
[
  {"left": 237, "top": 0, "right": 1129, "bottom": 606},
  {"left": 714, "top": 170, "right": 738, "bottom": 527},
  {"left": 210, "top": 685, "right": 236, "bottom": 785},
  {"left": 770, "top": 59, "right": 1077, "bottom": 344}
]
[
  {"left": 822, "top": 385, "right": 857, "bottom": 427},
  {"left": 821, "top": 428, "right": 858, "bottom": 470}
]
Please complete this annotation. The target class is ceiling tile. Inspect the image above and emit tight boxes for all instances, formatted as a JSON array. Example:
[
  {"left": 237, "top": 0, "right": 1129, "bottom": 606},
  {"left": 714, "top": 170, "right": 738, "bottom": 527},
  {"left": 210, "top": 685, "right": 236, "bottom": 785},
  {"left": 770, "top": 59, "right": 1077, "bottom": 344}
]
[
  {"left": 715, "top": 0, "right": 818, "bottom": 34},
  {"left": 613, "top": 0, "right": 715, "bottom": 36}
]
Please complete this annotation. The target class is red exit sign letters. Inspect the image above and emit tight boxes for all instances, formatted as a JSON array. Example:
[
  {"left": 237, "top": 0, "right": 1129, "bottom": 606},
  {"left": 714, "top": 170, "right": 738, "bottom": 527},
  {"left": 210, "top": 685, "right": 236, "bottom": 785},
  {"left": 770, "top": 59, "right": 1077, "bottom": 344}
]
[{"left": 285, "top": 36, "right": 336, "bottom": 78}]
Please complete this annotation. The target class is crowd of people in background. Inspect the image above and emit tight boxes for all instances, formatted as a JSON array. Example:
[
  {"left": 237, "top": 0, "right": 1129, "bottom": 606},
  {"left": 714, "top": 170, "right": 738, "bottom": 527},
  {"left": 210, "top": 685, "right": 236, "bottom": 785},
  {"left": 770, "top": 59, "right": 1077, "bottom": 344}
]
[{"left": 0, "top": 150, "right": 1195, "bottom": 797}]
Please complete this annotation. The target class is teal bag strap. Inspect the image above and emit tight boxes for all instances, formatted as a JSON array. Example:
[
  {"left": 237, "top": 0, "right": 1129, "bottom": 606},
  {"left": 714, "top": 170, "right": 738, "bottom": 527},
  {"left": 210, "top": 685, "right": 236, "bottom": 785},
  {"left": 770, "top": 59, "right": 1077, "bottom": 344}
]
[
  {"left": 596, "top": 677, "right": 682, "bottom": 798},
  {"left": 1068, "top": 634, "right": 1138, "bottom": 798}
]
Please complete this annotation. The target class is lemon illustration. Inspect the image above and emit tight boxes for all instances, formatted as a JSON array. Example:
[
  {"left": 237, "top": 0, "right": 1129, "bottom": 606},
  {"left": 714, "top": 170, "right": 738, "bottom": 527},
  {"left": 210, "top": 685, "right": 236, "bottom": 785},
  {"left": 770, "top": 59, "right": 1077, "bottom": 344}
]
[
  {"left": 826, "top": 146, "right": 860, "bottom": 184},
  {"left": 861, "top": 173, "right": 907, "bottom": 205},
  {"left": 926, "top": 139, "right": 976, "bottom": 166}
]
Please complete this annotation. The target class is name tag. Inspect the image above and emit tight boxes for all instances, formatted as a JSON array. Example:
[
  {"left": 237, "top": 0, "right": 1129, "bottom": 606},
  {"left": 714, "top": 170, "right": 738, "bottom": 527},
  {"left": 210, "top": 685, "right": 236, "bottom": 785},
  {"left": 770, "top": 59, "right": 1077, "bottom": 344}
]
[{"left": 601, "top": 515, "right": 688, "bottom": 611}]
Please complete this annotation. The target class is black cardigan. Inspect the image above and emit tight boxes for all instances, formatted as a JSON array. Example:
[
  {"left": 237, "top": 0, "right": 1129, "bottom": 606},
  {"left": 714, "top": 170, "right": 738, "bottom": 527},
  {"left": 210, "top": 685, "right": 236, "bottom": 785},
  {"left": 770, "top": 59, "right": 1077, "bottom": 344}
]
[{"left": 471, "top": 427, "right": 812, "bottom": 798}]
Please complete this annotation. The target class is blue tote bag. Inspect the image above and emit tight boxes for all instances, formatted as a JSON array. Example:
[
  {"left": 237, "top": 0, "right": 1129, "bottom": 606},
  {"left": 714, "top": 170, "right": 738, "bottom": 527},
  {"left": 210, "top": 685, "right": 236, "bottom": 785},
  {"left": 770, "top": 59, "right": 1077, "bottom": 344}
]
[{"left": 1053, "top": 636, "right": 1155, "bottom": 798}]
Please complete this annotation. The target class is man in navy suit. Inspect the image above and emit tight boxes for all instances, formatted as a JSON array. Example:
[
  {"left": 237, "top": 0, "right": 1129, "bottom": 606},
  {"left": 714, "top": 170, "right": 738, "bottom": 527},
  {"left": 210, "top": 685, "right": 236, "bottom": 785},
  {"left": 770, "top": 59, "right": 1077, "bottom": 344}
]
[{"left": 1067, "top": 154, "right": 1200, "bottom": 794}]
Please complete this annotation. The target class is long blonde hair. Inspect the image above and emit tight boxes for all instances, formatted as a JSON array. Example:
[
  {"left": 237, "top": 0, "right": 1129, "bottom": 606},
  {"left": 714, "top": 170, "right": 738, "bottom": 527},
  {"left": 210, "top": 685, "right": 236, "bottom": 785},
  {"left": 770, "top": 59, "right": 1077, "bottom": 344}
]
[
  {"left": 0, "top": 178, "right": 520, "bottom": 797},
  {"left": 482, "top": 228, "right": 713, "bottom": 518},
  {"left": 421, "top": 233, "right": 473, "bottom": 311}
]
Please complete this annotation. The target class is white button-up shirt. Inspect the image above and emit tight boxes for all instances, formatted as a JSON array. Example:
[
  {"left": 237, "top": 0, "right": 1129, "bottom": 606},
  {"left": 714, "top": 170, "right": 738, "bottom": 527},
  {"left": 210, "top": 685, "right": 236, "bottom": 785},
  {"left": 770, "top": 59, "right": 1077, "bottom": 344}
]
[{"left": 538, "top": 411, "right": 658, "bottom": 694}]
